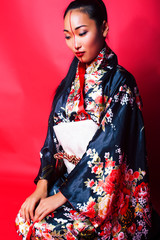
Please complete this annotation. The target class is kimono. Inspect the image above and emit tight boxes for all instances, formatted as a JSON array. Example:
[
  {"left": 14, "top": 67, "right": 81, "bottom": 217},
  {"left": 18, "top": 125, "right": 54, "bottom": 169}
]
[{"left": 15, "top": 46, "right": 152, "bottom": 240}]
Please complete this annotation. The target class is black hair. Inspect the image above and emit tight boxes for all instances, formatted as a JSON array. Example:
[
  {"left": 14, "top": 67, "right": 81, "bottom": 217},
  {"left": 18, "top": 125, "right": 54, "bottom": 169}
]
[
  {"left": 52, "top": 0, "right": 108, "bottom": 112},
  {"left": 64, "top": 0, "right": 108, "bottom": 28},
  {"left": 52, "top": 57, "right": 78, "bottom": 112}
]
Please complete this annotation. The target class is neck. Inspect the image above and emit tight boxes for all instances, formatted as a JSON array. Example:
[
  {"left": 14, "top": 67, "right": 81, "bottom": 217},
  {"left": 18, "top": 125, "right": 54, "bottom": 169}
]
[{"left": 86, "top": 42, "right": 107, "bottom": 68}]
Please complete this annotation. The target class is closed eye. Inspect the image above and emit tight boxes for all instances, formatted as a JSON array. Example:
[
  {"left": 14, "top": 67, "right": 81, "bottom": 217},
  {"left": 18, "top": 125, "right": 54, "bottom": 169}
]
[
  {"left": 65, "top": 35, "right": 71, "bottom": 40},
  {"left": 79, "top": 31, "right": 87, "bottom": 37}
]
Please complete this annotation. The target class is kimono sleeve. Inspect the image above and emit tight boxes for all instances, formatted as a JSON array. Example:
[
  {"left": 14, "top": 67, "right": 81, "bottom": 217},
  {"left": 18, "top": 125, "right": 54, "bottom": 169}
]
[
  {"left": 59, "top": 70, "right": 152, "bottom": 238},
  {"left": 34, "top": 110, "right": 57, "bottom": 184}
]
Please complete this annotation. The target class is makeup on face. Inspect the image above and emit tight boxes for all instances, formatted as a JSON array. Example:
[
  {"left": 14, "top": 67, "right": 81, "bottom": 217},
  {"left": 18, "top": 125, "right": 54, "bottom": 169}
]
[
  {"left": 64, "top": 10, "right": 105, "bottom": 65},
  {"left": 69, "top": 11, "right": 84, "bottom": 62}
]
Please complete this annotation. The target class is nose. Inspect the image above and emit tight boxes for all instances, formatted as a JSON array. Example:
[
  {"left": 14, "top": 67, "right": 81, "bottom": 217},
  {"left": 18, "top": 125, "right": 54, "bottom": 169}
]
[{"left": 74, "top": 36, "right": 81, "bottom": 50}]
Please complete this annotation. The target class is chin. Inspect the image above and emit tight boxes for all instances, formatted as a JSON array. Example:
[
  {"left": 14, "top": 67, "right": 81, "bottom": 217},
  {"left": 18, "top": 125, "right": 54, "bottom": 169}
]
[{"left": 80, "top": 58, "right": 92, "bottom": 64}]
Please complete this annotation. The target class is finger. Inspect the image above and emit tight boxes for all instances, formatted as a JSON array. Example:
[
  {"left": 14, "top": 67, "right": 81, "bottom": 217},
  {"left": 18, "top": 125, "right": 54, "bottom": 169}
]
[
  {"left": 26, "top": 211, "right": 30, "bottom": 225},
  {"left": 20, "top": 200, "right": 27, "bottom": 219},
  {"left": 27, "top": 200, "right": 37, "bottom": 222},
  {"left": 21, "top": 205, "right": 26, "bottom": 222},
  {"left": 38, "top": 209, "right": 51, "bottom": 222},
  {"left": 34, "top": 205, "right": 47, "bottom": 222},
  {"left": 29, "top": 205, "right": 35, "bottom": 221},
  {"left": 24, "top": 205, "right": 31, "bottom": 224},
  {"left": 34, "top": 209, "right": 43, "bottom": 222}
]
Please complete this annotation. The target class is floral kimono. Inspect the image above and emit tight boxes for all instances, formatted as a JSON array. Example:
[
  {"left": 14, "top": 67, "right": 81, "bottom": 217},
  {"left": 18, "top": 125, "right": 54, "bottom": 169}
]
[{"left": 15, "top": 46, "right": 152, "bottom": 240}]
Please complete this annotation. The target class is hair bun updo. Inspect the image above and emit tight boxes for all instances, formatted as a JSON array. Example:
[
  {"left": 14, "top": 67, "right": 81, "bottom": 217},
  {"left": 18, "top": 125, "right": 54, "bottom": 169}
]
[{"left": 64, "top": 0, "right": 108, "bottom": 28}]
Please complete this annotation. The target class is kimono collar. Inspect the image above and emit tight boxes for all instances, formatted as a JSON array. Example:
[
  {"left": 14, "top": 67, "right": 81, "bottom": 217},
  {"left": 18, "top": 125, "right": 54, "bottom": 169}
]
[
  {"left": 53, "top": 46, "right": 118, "bottom": 125},
  {"left": 84, "top": 44, "right": 116, "bottom": 75},
  {"left": 73, "top": 45, "right": 114, "bottom": 120}
]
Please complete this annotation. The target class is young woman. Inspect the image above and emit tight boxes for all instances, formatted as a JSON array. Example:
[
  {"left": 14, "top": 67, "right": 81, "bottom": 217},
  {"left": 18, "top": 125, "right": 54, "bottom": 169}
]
[{"left": 15, "top": 0, "right": 152, "bottom": 239}]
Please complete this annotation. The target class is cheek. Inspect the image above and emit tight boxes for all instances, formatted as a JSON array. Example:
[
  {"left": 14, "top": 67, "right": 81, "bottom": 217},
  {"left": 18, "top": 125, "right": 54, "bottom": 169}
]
[{"left": 85, "top": 34, "right": 100, "bottom": 49}]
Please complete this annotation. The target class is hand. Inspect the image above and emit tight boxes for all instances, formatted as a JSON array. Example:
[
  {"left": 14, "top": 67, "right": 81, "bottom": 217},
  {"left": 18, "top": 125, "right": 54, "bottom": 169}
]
[
  {"left": 33, "top": 192, "right": 67, "bottom": 222},
  {"left": 19, "top": 179, "right": 48, "bottom": 224}
]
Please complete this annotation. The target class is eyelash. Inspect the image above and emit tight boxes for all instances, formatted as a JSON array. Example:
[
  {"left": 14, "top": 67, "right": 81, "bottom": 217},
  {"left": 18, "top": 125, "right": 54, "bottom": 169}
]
[
  {"left": 65, "top": 36, "right": 71, "bottom": 40},
  {"left": 65, "top": 31, "right": 87, "bottom": 40},
  {"left": 79, "top": 31, "right": 87, "bottom": 36}
]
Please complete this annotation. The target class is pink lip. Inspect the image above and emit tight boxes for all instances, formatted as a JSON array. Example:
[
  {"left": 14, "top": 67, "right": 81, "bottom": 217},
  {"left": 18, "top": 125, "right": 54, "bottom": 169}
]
[{"left": 75, "top": 52, "right": 85, "bottom": 57}]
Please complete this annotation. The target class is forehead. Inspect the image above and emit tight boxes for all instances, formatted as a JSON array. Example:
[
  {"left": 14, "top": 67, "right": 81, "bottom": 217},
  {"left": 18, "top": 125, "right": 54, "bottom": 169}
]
[{"left": 64, "top": 9, "right": 96, "bottom": 30}]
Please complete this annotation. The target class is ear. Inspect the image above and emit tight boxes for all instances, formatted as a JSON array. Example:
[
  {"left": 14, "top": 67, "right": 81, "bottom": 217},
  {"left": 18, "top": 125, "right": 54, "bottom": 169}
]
[{"left": 102, "top": 21, "right": 109, "bottom": 38}]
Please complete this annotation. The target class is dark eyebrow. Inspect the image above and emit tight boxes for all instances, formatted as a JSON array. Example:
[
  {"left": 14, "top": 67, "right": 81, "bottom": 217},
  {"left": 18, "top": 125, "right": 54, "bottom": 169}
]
[
  {"left": 63, "top": 25, "right": 87, "bottom": 32},
  {"left": 75, "top": 25, "right": 87, "bottom": 30}
]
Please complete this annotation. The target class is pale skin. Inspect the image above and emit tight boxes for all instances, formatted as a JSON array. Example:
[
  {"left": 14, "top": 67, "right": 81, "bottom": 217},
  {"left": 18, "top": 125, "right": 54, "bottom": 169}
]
[
  {"left": 20, "top": 9, "right": 109, "bottom": 224},
  {"left": 64, "top": 9, "right": 109, "bottom": 65}
]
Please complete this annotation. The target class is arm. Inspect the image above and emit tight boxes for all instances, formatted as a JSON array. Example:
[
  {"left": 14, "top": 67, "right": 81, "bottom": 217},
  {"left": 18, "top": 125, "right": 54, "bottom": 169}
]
[
  {"left": 20, "top": 105, "right": 68, "bottom": 223},
  {"left": 58, "top": 71, "right": 152, "bottom": 237},
  {"left": 19, "top": 59, "right": 77, "bottom": 224},
  {"left": 34, "top": 110, "right": 57, "bottom": 184}
]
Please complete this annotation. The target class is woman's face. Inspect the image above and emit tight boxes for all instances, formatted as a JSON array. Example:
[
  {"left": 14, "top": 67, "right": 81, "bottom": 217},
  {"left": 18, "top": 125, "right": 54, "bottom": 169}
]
[{"left": 64, "top": 9, "right": 107, "bottom": 64}]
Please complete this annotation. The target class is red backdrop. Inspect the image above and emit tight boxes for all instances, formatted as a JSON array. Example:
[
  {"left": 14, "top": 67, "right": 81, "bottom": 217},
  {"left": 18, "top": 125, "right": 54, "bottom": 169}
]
[{"left": 0, "top": 0, "right": 159, "bottom": 239}]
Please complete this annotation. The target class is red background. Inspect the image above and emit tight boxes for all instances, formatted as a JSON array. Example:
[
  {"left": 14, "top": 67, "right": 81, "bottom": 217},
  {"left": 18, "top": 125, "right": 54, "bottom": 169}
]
[{"left": 0, "top": 0, "right": 159, "bottom": 239}]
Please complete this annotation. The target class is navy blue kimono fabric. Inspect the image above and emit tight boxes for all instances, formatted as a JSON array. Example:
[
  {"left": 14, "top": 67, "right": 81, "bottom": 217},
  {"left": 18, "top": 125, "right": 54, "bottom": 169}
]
[{"left": 34, "top": 51, "right": 152, "bottom": 239}]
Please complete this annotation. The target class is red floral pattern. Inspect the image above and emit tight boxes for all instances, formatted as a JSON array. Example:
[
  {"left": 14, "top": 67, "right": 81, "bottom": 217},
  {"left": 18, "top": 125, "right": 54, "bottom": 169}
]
[
  {"left": 54, "top": 47, "right": 111, "bottom": 126},
  {"left": 82, "top": 148, "right": 151, "bottom": 239},
  {"left": 15, "top": 46, "right": 151, "bottom": 239}
]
